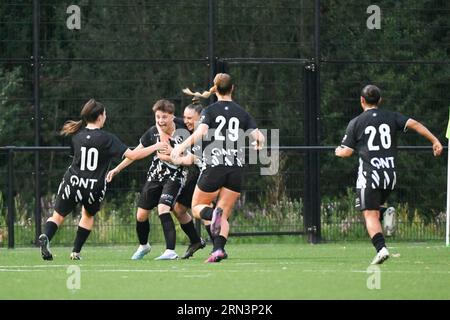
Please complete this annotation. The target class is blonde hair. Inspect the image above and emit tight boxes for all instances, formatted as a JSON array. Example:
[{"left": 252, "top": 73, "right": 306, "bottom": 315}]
[{"left": 182, "top": 73, "right": 233, "bottom": 99}]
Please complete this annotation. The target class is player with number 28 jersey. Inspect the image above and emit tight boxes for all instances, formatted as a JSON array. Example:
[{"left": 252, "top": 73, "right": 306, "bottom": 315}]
[
  {"left": 336, "top": 85, "right": 442, "bottom": 265},
  {"left": 340, "top": 108, "right": 409, "bottom": 191}
]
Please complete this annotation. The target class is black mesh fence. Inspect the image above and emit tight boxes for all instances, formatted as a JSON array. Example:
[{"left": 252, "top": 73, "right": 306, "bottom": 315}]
[
  {"left": 39, "top": 0, "right": 210, "bottom": 60},
  {"left": 216, "top": 0, "right": 314, "bottom": 58},
  {"left": 0, "top": 0, "right": 449, "bottom": 246},
  {"left": 321, "top": 0, "right": 450, "bottom": 61}
]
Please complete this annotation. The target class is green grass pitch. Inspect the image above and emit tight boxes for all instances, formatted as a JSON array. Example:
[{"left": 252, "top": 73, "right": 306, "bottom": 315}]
[{"left": 0, "top": 242, "right": 449, "bottom": 299}]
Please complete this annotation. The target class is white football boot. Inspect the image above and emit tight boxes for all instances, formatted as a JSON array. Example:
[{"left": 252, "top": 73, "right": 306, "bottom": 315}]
[
  {"left": 154, "top": 249, "right": 179, "bottom": 260},
  {"left": 131, "top": 244, "right": 151, "bottom": 260},
  {"left": 371, "top": 247, "right": 390, "bottom": 265},
  {"left": 383, "top": 207, "right": 396, "bottom": 236}
]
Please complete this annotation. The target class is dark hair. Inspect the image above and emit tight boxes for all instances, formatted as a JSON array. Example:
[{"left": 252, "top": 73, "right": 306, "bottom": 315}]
[
  {"left": 60, "top": 99, "right": 105, "bottom": 136},
  {"left": 361, "top": 85, "right": 381, "bottom": 105},
  {"left": 152, "top": 99, "right": 175, "bottom": 114},
  {"left": 185, "top": 102, "right": 203, "bottom": 114}
]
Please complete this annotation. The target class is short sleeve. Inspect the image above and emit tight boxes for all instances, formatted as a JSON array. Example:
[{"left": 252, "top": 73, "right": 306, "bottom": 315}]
[
  {"left": 174, "top": 117, "right": 187, "bottom": 129},
  {"left": 199, "top": 108, "right": 211, "bottom": 127},
  {"left": 245, "top": 112, "right": 257, "bottom": 131},
  {"left": 140, "top": 127, "right": 156, "bottom": 147},
  {"left": 341, "top": 119, "right": 357, "bottom": 150},
  {"left": 394, "top": 112, "right": 410, "bottom": 132},
  {"left": 69, "top": 137, "right": 75, "bottom": 157},
  {"left": 107, "top": 134, "right": 128, "bottom": 158}
]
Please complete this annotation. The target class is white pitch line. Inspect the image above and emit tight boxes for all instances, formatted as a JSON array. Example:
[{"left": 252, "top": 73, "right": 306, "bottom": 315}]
[
  {"left": 181, "top": 274, "right": 212, "bottom": 278},
  {"left": 0, "top": 269, "right": 46, "bottom": 272},
  {"left": 1, "top": 268, "right": 449, "bottom": 275},
  {"left": 0, "top": 265, "right": 70, "bottom": 268},
  {"left": 0, "top": 264, "right": 129, "bottom": 268},
  {"left": 301, "top": 269, "right": 450, "bottom": 274}
]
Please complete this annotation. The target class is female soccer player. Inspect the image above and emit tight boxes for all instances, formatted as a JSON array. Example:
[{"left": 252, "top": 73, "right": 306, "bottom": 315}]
[
  {"left": 107, "top": 99, "right": 187, "bottom": 260},
  {"left": 39, "top": 99, "right": 165, "bottom": 260},
  {"left": 171, "top": 73, "right": 265, "bottom": 262},
  {"left": 335, "top": 85, "right": 443, "bottom": 264}
]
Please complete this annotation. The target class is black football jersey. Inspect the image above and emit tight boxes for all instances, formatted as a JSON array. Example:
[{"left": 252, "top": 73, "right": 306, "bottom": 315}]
[
  {"left": 140, "top": 121, "right": 187, "bottom": 183},
  {"left": 63, "top": 128, "right": 128, "bottom": 190},
  {"left": 341, "top": 108, "right": 410, "bottom": 190},
  {"left": 199, "top": 100, "right": 257, "bottom": 167},
  {"left": 180, "top": 117, "right": 203, "bottom": 180}
]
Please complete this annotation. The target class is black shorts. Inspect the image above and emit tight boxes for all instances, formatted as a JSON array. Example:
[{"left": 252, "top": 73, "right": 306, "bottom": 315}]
[
  {"left": 177, "top": 176, "right": 197, "bottom": 208},
  {"left": 356, "top": 188, "right": 392, "bottom": 211},
  {"left": 197, "top": 166, "right": 243, "bottom": 193},
  {"left": 137, "top": 179, "right": 182, "bottom": 210},
  {"left": 54, "top": 180, "right": 106, "bottom": 216}
]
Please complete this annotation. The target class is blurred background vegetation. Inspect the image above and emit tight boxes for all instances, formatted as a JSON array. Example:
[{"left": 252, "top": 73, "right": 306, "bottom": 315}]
[{"left": 0, "top": 0, "right": 449, "bottom": 245}]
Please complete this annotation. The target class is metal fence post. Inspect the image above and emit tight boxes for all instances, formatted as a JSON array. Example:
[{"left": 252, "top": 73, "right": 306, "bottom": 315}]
[
  {"left": 7, "top": 148, "right": 15, "bottom": 249},
  {"left": 33, "top": 0, "right": 42, "bottom": 245},
  {"left": 303, "top": 64, "right": 321, "bottom": 244},
  {"left": 208, "top": 0, "right": 217, "bottom": 106}
]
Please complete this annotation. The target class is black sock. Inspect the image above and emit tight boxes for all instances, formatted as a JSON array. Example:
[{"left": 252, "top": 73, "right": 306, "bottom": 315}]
[
  {"left": 159, "top": 212, "right": 176, "bottom": 250},
  {"left": 181, "top": 220, "right": 201, "bottom": 244},
  {"left": 72, "top": 226, "right": 91, "bottom": 253},
  {"left": 205, "top": 224, "right": 213, "bottom": 242},
  {"left": 379, "top": 207, "right": 387, "bottom": 223},
  {"left": 213, "top": 235, "right": 227, "bottom": 251},
  {"left": 44, "top": 221, "right": 58, "bottom": 241},
  {"left": 136, "top": 220, "right": 150, "bottom": 245},
  {"left": 371, "top": 232, "right": 386, "bottom": 252},
  {"left": 200, "top": 207, "right": 214, "bottom": 220}
]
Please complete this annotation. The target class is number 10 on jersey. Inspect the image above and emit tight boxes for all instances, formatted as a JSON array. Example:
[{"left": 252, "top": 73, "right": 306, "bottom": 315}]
[{"left": 80, "top": 147, "right": 99, "bottom": 171}]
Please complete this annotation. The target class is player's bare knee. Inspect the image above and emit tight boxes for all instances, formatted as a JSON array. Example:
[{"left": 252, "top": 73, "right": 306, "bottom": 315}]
[
  {"left": 51, "top": 211, "right": 65, "bottom": 225},
  {"left": 136, "top": 209, "right": 149, "bottom": 222},
  {"left": 191, "top": 205, "right": 202, "bottom": 219},
  {"left": 157, "top": 204, "right": 171, "bottom": 215}
]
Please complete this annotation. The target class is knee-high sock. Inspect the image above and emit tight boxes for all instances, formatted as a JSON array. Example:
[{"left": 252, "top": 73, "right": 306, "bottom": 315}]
[
  {"left": 136, "top": 220, "right": 150, "bottom": 245},
  {"left": 181, "top": 220, "right": 201, "bottom": 244},
  {"left": 72, "top": 226, "right": 91, "bottom": 253},
  {"left": 159, "top": 213, "right": 176, "bottom": 250},
  {"left": 205, "top": 224, "right": 213, "bottom": 242},
  {"left": 371, "top": 232, "right": 386, "bottom": 252},
  {"left": 200, "top": 207, "right": 214, "bottom": 220},
  {"left": 44, "top": 221, "right": 58, "bottom": 241},
  {"left": 213, "top": 235, "right": 227, "bottom": 252}
]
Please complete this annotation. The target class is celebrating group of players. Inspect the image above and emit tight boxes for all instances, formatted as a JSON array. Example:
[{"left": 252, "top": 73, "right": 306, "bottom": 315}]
[
  {"left": 38, "top": 73, "right": 264, "bottom": 263},
  {"left": 37, "top": 73, "right": 443, "bottom": 265}
]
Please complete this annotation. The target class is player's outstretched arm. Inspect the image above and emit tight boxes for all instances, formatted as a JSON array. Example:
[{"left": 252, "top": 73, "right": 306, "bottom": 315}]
[
  {"left": 125, "top": 141, "right": 167, "bottom": 161},
  {"left": 106, "top": 143, "right": 143, "bottom": 182},
  {"left": 107, "top": 142, "right": 166, "bottom": 183},
  {"left": 406, "top": 119, "right": 443, "bottom": 156},
  {"left": 172, "top": 153, "right": 196, "bottom": 166},
  {"left": 158, "top": 141, "right": 196, "bottom": 166},
  {"left": 335, "top": 146, "right": 354, "bottom": 158},
  {"left": 250, "top": 128, "right": 265, "bottom": 150},
  {"left": 171, "top": 123, "right": 208, "bottom": 160}
]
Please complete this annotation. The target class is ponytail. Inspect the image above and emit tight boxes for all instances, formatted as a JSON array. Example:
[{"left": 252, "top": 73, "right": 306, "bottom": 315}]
[
  {"left": 182, "top": 86, "right": 216, "bottom": 99},
  {"left": 60, "top": 120, "right": 84, "bottom": 136},
  {"left": 59, "top": 98, "right": 105, "bottom": 136},
  {"left": 182, "top": 73, "right": 232, "bottom": 99}
]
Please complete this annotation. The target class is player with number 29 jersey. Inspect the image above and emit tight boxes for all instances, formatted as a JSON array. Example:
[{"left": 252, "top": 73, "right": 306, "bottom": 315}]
[{"left": 199, "top": 100, "right": 257, "bottom": 168}]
